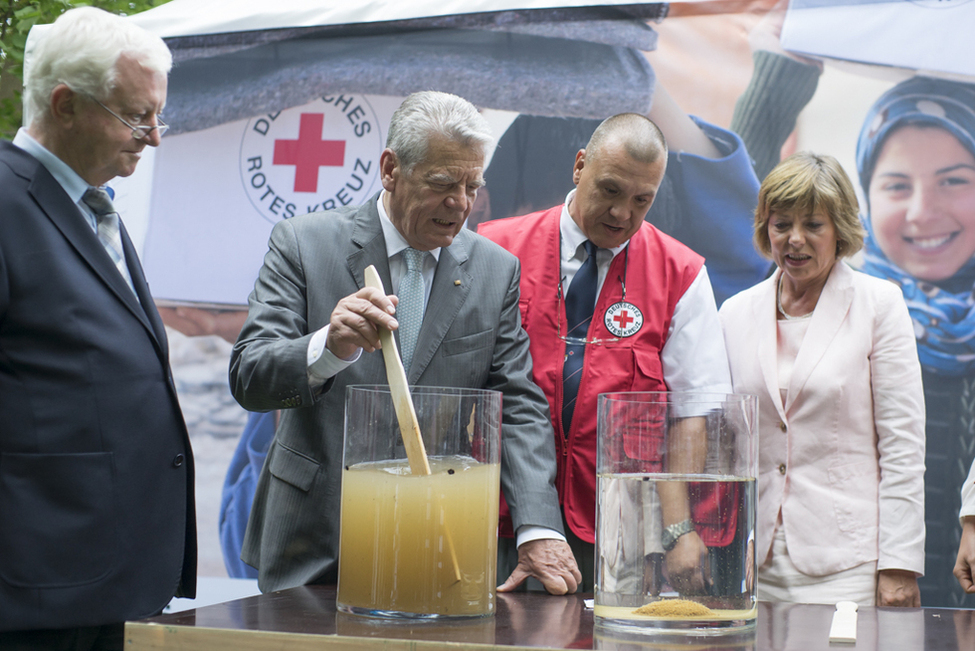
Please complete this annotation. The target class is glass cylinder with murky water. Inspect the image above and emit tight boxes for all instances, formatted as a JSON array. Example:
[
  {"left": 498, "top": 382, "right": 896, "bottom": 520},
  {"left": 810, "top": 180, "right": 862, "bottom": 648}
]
[
  {"left": 595, "top": 392, "right": 758, "bottom": 635},
  {"left": 337, "top": 385, "right": 501, "bottom": 619}
]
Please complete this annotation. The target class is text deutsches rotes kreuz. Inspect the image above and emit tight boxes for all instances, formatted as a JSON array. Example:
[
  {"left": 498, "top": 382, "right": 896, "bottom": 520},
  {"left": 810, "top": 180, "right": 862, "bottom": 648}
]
[{"left": 239, "top": 95, "right": 382, "bottom": 224}]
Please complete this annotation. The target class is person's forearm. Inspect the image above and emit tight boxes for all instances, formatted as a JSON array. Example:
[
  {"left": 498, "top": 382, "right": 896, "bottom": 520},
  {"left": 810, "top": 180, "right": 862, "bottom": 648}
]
[
  {"left": 658, "top": 417, "right": 707, "bottom": 526},
  {"left": 648, "top": 84, "right": 721, "bottom": 159},
  {"left": 730, "top": 50, "right": 821, "bottom": 180}
]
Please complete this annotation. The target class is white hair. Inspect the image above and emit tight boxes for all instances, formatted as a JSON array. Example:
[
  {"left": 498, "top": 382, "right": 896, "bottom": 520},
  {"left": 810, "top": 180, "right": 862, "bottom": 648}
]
[
  {"left": 23, "top": 7, "right": 172, "bottom": 127},
  {"left": 386, "top": 91, "right": 493, "bottom": 174}
]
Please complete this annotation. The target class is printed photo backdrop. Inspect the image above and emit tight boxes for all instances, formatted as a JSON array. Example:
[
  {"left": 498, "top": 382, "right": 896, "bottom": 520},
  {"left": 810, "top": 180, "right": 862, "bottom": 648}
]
[{"left": 92, "top": 0, "right": 975, "bottom": 607}]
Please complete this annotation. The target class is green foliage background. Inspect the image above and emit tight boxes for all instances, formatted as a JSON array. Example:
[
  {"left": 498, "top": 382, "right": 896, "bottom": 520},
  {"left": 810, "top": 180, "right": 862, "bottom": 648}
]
[{"left": 0, "top": 0, "right": 173, "bottom": 139}]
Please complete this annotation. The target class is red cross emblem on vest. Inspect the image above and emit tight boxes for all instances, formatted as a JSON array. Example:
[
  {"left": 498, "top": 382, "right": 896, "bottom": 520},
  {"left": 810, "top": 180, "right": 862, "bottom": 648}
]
[
  {"left": 273, "top": 113, "right": 346, "bottom": 193},
  {"left": 604, "top": 301, "right": 644, "bottom": 338}
]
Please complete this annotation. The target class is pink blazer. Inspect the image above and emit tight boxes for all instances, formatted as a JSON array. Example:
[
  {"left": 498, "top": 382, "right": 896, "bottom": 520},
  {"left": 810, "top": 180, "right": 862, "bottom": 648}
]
[{"left": 719, "top": 262, "right": 925, "bottom": 577}]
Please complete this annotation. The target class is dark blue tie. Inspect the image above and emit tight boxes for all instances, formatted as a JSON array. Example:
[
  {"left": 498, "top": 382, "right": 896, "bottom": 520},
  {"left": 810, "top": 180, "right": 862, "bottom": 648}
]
[{"left": 562, "top": 240, "right": 598, "bottom": 436}]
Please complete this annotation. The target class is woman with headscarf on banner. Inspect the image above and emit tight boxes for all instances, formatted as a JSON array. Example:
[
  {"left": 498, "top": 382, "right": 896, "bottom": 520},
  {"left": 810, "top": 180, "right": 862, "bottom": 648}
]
[{"left": 856, "top": 76, "right": 975, "bottom": 608}]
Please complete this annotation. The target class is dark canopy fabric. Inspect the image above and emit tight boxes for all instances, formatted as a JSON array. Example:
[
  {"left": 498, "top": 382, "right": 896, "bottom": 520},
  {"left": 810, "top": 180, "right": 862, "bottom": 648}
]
[{"left": 160, "top": 5, "right": 667, "bottom": 134}]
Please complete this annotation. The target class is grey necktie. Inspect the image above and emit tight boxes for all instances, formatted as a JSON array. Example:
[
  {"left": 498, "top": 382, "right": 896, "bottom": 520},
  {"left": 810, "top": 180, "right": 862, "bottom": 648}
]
[
  {"left": 398, "top": 248, "right": 427, "bottom": 373},
  {"left": 82, "top": 187, "right": 135, "bottom": 293}
]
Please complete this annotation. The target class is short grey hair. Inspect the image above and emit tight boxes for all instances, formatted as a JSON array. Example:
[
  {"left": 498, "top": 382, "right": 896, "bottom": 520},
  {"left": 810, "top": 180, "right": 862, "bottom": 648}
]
[
  {"left": 385, "top": 91, "right": 493, "bottom": 174},
  {"left": 23, "top": 7, "right": 172, "bottom": 128}
]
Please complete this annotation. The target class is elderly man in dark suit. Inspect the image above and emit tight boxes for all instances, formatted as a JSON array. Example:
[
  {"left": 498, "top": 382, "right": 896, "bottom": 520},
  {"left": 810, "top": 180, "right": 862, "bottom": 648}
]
[
  {"left": 0, "top": 7, "right": 195, "bottom": 650},
  {"left": 231, "top": 90, "right": 580, "bottom": 595}
]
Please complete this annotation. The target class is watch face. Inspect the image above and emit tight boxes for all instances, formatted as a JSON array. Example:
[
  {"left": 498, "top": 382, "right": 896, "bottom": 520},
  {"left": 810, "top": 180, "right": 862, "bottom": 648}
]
[
  {"left": 662, "top": 520, "right": 694, "bottom": 551},
  {"left": 662, "top": 531, "right": 677, "bottom": 548}
]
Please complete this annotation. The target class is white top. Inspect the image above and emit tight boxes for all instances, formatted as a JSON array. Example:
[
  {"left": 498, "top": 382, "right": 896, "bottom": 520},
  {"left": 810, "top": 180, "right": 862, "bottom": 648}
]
[{"left": 777, "top": 318, "right": 810, "bottom": 406}]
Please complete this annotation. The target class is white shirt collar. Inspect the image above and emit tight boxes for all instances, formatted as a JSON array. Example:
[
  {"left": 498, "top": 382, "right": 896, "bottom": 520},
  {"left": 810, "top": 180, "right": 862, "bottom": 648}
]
[
  {"left": 12, "top": 128, "right": 92, "bottom": 205},
  {"left": 559, "top": 189, "right": 629, "bottom": 261},
  {"left": 377, "top": 191, "right": 441, "bottom": 262}
]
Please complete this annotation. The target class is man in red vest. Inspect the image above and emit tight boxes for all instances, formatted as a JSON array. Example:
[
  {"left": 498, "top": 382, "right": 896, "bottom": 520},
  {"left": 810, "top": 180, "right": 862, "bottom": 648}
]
[{"left": 479, "top": 113, "right": 735, "bottom": 594}]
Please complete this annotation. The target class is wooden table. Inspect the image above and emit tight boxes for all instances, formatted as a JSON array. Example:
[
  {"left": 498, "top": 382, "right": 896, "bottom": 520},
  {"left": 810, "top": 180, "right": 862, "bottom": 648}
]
[{"left": 125, "top": 586, "right": 975, "bottom": 650}]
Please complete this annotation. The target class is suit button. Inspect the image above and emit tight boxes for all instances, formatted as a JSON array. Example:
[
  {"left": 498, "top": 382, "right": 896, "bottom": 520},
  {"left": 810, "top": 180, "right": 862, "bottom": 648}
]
[
  {"left": 173, "top": 454, "right": 185, "bottom": 468},
  {"left": 778, "top": 463, "right": 787, "bottom": 475},
  {"left": 779, "top": 421, "right": 787, "bottom": 432}
]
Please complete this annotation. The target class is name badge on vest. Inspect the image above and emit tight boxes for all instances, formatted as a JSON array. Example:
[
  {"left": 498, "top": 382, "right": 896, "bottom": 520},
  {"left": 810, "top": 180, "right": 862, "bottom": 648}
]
[{"left": 604, "top": 301, "right": 643, "bottom": 338}]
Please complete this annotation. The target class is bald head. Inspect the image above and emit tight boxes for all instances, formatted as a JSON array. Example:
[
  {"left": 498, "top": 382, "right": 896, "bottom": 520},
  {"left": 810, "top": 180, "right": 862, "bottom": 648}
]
[
  {"left": 585, "top": 113, "right": 668, "bottom": 167},
  {"left": 569, "top": 113, "right": 668, "bottom": 249}
]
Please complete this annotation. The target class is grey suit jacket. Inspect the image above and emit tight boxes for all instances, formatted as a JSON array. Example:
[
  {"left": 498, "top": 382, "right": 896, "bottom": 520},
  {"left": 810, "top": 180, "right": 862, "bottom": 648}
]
[{"left": 230, "top": 195, "right": 563, "bottom": 592}]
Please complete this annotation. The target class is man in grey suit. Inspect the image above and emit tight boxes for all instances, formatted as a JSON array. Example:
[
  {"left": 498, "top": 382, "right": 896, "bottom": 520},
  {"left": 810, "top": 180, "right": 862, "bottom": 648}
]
[{"left": 231, "top": 91, "right": 581, "bottom": 595}]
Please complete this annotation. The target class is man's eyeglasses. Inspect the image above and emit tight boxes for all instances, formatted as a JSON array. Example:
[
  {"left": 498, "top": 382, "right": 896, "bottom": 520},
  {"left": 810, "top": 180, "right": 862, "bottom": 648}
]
[
  {"left": 557, "top": 279, "right": 622, "bottom": 348},
  {"left": 91, "top": 97, "right": 169, "bottom": 140}
]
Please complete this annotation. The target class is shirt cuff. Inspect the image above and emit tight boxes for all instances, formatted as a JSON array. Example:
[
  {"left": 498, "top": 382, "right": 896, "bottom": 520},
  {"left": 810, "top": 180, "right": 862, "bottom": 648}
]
[
  {"left": 516, "top": 525, "right": 567, "bottom": 548},
  {"left": 307, "top": 324, "right": 360, "bottom": 387}
]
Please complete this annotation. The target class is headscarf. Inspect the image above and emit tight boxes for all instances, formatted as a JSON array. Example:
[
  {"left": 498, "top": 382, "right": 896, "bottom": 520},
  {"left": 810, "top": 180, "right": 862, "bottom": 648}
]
[{"left": 856, "top": 76, "right": 975, "bottom": 376}]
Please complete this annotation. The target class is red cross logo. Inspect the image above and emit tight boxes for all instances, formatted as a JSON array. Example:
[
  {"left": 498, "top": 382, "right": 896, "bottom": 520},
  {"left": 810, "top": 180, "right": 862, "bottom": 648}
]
[
  {"left": 613, "top": 310, "right": 634, "bottom": 330},
  {"left": 273, "top": 113, "right": 346, "bottom": 193}
]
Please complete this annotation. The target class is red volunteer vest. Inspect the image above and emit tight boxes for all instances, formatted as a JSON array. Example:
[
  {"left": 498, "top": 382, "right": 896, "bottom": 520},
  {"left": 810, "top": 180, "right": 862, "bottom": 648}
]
[{"left": 479, "top": 207, "right": 735, "bottom": 546}]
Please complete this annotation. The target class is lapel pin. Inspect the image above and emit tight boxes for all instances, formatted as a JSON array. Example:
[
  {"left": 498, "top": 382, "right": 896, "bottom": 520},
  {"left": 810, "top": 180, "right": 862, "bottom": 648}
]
[{"left": 454, "top": 280, "right": 462, "bottom": 286}]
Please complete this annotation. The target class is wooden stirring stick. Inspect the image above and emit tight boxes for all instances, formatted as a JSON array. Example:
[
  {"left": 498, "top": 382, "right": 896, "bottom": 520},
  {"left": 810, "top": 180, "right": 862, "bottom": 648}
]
[
  {"left": 364, "top": 265, "right": 431, "bottom": 475},
  {"left": 362, "top": 265, "right": 461, "bottom": 584}
]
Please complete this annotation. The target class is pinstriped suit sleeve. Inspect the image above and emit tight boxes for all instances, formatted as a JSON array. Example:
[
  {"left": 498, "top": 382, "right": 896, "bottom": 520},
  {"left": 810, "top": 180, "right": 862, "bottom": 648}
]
[
  {"left": 488, "top": 253, "right": 565, "bottom": 535},
  {"left": 230, "top": 216, "right": 320, "bottom": 412}
]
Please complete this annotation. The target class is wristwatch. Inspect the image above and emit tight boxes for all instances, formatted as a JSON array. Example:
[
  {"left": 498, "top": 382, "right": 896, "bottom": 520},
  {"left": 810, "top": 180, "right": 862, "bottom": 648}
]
[{"left": 661, "top": 519, "right": 695, "bottom": 552}]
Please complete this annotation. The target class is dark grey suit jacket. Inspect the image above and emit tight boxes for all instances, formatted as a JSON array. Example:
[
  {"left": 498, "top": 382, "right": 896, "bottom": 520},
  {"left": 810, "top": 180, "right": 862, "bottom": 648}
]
[
  {"left": 0, "top": 140, "right": 196, "bottom": 631},
  {"left": 231, "top": 195, "right": 563, "bottom": 592}
]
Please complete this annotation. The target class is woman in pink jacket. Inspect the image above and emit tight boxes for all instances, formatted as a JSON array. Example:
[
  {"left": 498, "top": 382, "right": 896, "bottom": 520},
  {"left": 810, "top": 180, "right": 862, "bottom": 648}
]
[{"left": 719, "top": 152, "right": 926, "bottom": 607}]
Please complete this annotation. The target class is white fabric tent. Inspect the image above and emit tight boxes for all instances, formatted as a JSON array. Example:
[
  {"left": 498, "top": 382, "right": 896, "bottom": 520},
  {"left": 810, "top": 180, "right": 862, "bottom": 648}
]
[{"left": 128, "top": 0, "right": 665, "bottom": 37}]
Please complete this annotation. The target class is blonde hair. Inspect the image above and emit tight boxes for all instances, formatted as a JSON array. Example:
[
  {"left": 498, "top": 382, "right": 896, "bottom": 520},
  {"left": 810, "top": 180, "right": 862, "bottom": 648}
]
[{"left": 754, "top": 152, "right": 864, "bottom": 259}]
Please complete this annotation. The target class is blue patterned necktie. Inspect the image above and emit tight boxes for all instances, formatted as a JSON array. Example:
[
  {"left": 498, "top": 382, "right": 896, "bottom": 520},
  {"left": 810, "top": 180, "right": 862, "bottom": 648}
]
[
  {"left": 398, "top": 247, "right": 427, "bottom": 373},
  {"left": 82, "top": 187, "right": 135, "bottom": 293},
  {"left": 562, "top": 240, "right": 598, "bottom": 435}
]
